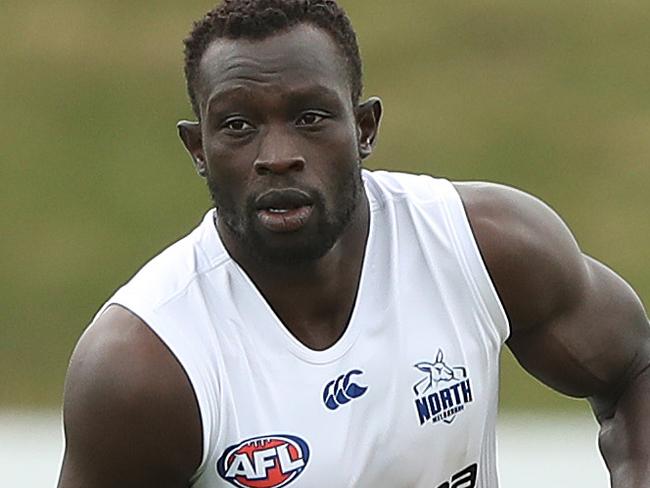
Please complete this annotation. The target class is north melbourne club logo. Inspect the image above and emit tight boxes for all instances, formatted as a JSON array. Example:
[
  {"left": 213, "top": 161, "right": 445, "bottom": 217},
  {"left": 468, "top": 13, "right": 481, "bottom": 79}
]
[
  {"left": 413, "top": 349, "right": 473, "bottom": 426},
  {"left": 322, "top": 369, "right": 368, "bottom": 410},
  {"left": 216, "top": 434, "right": 310, "bottom": 488}
]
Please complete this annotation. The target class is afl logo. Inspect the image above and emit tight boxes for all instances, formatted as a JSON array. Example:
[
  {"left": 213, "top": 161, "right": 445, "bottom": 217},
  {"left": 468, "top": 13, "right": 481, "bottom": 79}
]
[{"left": 217, "top": 434, "right": 310, "bottom": 488}]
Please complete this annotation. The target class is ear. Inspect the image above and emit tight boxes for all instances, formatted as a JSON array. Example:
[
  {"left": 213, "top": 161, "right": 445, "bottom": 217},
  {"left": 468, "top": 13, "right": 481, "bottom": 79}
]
[
  {"left": 177, "top": 120, "right": 207, "bottom": 177},
  {"left": 435, "top": 349, "right": 444, "bottom": 363},
  {"left": 355, "top": 97, "right": 383, "bottom": 160}
]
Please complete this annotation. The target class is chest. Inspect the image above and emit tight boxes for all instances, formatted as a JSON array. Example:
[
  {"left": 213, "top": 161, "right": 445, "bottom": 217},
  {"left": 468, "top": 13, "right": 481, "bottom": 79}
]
[{"left": 205, "top": 301, "right": 498, "bottom": 488}]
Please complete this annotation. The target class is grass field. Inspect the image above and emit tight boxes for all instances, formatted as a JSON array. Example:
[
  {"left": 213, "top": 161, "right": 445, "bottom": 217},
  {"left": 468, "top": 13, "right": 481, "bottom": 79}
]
[{"left": 1, "top": 0, "right": 648, "bottom": 412}]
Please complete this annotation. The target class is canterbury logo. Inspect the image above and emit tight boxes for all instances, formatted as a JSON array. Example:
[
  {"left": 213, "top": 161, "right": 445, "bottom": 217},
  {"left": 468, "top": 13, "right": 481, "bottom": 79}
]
[{"left": 322, "top": 369, "right": 368, "bottom": 410}]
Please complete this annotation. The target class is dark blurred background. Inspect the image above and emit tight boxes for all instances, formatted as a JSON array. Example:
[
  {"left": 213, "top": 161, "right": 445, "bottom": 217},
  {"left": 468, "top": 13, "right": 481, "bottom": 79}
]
[{"left": 2, "top": 0, "right": 648, "bottom": 414}]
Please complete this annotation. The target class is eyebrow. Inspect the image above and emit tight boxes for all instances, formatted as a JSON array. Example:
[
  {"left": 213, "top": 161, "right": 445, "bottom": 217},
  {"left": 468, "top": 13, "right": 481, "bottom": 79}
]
[{"left": 205, "top": 84, "right": 344, "bottom": 117}]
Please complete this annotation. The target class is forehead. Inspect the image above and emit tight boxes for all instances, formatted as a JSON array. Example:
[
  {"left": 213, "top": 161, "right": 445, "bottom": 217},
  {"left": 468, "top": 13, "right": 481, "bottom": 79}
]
[{"left": 197, "top": 24, "right": 351, "bottom": 112}]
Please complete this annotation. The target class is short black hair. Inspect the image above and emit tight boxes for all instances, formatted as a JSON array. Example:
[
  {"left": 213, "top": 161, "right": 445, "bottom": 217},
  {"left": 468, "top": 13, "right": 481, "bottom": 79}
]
[{"left": 183, "top": 0, "right": 362, "bottom": 118}]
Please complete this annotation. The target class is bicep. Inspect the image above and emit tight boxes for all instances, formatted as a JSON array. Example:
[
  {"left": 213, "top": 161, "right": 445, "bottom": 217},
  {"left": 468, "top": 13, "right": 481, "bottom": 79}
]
[
  {"left": 58, "top": 306, "right": 201, "bottom": 488},
  {"left": 507, "top": 255, "right": 650, "bottom": 402}
]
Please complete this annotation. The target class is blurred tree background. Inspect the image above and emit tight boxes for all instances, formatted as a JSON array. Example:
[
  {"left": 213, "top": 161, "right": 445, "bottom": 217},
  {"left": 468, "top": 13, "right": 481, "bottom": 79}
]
[{"left": 1, "top": 0, "right": 648, "bottom": 413}]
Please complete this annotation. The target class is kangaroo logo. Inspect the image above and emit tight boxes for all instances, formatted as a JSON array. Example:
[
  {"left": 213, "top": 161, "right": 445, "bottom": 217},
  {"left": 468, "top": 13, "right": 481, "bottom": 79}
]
[
  {"left": 323, "top": 369, "right": 368, "bottom": 410},
  {"left": 413, "top": 349, "right": 473, "bottom": 426},
  {"left": 413, "top": 349, "right": 467, "bottom": 396}
]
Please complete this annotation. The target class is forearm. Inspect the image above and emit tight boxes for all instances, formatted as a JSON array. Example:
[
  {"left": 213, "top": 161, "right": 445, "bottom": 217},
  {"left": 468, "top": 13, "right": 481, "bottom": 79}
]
[{"left": 596, "top": 365, "right": 650, "bottom": 488}]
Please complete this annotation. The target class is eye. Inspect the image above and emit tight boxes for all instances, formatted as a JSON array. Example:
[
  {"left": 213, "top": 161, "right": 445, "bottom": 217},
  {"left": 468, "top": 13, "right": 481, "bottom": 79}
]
[
  {"left": 296, "top": 111, "right": 327, "bottom": 127},
  {"left": 221, "top": 117, "right": 254, "bottom": 132}
]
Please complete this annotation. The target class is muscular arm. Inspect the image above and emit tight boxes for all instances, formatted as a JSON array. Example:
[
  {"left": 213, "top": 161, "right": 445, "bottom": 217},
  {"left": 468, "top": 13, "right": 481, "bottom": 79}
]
[
  {"left": 58, "top": 305, "right": 202, "bottom": 488},
  {"left": 456, "top": 182, "right": 650, "bottom": 487}
]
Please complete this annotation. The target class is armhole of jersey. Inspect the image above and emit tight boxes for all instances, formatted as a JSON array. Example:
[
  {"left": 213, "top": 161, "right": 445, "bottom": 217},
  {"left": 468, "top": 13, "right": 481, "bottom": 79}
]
[
  {"left": 89, "top": 297, "right": 212, "bottom": 481},
  {"left": 439, "top": 180, "right": 511, "bottom": 346}
]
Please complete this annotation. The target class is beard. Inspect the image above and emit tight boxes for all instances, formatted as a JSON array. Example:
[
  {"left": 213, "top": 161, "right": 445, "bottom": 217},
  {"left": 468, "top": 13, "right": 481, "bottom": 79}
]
[{"left": 207, "top": 165, "right": 363, "bottom": 267}]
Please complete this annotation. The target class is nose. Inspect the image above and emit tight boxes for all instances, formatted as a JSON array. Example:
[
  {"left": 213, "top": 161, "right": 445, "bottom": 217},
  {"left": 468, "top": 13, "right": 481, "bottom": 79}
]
[
  {"left": 254, "top": 156, "right": 305, "bottom": 175},
  {"left": 253, "top": 128, "right": 305, "bottom": 175}
]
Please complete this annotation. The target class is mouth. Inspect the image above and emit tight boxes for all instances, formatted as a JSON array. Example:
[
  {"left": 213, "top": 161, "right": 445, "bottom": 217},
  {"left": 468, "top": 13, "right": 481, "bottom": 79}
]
[{"left": 254, "top": 188, "right": 315, "bottom": 233}]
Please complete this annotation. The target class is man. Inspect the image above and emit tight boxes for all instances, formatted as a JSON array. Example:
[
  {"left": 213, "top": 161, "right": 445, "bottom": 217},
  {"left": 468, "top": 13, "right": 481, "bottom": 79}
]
[{"left": 58, "top": 1, "right": 649, "bottom": 487}]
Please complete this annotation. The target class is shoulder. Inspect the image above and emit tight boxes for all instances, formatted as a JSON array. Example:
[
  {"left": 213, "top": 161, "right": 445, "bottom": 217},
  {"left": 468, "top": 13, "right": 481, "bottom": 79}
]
[
  {"left": 66, "top": 306, "right": 199, "bottom": 409},
  {"left": 59, "top": 306, "right": 201, "bottom": 487},
  {"left": 453, "top": 181, "right": 589, "bottom": 332},
  {"left": 453, "top": 181, "right": 650, "bottom": 404}
]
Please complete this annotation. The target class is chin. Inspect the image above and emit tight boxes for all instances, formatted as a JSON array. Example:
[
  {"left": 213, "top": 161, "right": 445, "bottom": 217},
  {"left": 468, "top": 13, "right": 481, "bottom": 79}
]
[{"left": 249, "top": 233, "right": 336, "bottom": 267}]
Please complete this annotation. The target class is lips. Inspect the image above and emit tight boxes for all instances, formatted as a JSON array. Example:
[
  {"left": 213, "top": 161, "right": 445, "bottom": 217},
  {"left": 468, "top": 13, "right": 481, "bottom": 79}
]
[{"left": 254, "top": 188, "right": 315, "bottom": 233}]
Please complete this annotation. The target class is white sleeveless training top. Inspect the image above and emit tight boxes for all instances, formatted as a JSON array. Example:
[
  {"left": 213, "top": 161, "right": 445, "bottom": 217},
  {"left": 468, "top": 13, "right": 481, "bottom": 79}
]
[{"left": 95, "top": 170, "right": 509, "bottom": 488}]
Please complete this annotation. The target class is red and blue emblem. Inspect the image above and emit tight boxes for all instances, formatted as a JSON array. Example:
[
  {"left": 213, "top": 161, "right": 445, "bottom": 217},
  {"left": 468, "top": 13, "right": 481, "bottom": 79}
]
[{"left": 217, "top": 434, "right": 310, "bottom": 488}]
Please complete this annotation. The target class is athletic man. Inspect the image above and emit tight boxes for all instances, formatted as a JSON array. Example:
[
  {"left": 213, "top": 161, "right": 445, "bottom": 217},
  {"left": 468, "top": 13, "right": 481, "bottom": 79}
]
[{"left": 58, "top": 1, "right": 649, "bottom": 487}]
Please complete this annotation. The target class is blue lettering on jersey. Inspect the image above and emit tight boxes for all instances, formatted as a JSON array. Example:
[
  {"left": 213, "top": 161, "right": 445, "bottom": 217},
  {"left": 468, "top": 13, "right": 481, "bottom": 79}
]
[{"left": 412, "top": 349, "right": 474, "bottom": 425}]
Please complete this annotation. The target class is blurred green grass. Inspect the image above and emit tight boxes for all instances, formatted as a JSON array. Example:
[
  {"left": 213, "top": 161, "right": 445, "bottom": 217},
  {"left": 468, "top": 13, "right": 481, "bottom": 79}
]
[{"left": 1, "top": 0, "right": 648, "bottom": 411}]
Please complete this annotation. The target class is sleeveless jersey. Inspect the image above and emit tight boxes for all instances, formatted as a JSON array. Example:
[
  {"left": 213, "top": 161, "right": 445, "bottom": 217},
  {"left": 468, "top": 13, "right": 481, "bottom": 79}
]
[{"left": 94, "top": 170, "right": 509, "bottom": 488}]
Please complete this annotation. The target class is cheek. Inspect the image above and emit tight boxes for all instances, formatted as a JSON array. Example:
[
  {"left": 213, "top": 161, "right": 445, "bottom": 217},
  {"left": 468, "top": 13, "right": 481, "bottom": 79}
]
[
  {"left": 308, "top": 123, "right": 359, "bottom": 164},
  {"left": 204, "top": 139, "right": 257, "bottom": 181},
  {"left": 332, "top": 120, "right": 362, "bottom": 160}
]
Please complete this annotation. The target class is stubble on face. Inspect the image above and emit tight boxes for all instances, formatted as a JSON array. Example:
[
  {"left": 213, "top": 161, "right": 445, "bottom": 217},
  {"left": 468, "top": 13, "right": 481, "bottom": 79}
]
[{"left": 206, "top": 162, "right": 364, "bottom": 267}]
